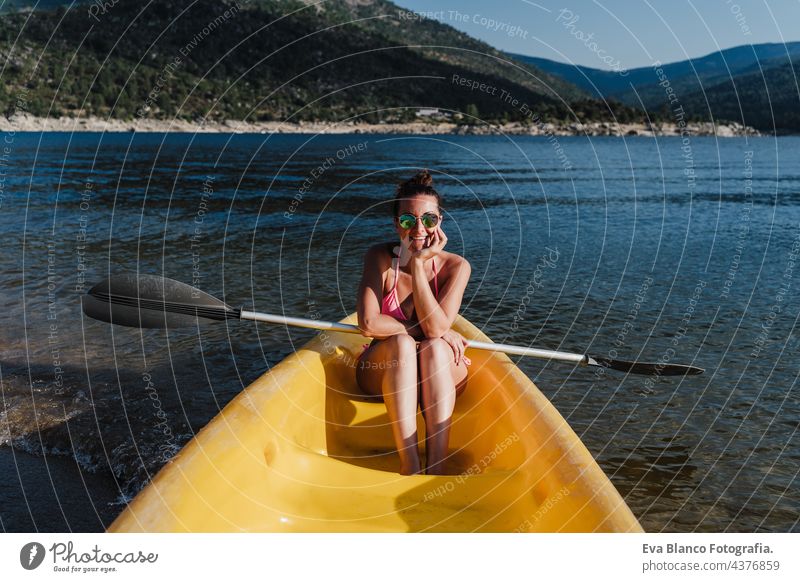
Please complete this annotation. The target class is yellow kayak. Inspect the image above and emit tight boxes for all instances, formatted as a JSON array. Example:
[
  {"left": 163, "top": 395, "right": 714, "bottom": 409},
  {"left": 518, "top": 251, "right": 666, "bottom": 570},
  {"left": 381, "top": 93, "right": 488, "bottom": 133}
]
[{"left": 108, "top": 315, "right": 643, "bottom": 532}]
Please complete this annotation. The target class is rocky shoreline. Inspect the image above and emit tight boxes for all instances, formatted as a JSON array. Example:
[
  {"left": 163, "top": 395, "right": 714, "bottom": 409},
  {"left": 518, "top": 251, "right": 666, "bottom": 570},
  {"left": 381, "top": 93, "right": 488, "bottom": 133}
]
[{"left": 0, "top": 114, "right": 761, "bottom": 137}]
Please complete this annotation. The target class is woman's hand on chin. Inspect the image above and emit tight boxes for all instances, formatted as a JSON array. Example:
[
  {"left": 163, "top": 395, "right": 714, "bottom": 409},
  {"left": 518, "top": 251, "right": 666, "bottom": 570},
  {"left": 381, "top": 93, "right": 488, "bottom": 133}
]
[{"left": 410, "top": 226, "right": 447, "bottom": 263}]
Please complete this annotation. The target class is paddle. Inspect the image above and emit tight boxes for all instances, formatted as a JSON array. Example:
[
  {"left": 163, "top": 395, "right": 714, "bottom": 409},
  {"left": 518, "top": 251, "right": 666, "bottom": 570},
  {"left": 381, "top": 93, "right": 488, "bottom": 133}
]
[{"left": 81, "top": 273, "right": 704, "bottom": 376}]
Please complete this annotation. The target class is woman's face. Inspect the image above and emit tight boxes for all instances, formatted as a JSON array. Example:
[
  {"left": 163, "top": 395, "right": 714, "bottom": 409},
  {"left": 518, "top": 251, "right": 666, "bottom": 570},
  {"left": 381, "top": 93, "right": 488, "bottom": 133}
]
[{"left": 394, "top": 194, "right": 441, "bottom": 252}]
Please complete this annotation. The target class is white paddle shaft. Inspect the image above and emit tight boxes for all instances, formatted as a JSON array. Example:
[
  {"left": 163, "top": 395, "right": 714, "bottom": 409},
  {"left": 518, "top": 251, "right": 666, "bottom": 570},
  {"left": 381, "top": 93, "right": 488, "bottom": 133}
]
[{"left": 238, "top": 310, "right": 588, "bottom": 364}]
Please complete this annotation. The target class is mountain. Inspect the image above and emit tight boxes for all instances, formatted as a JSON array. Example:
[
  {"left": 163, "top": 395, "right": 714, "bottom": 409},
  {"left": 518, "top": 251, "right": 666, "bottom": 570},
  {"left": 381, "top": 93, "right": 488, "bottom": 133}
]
[
  {"left": 509, "top": 53, "right": 634, "bottom": 98},
  {"left": 678, "top": 60, "right": 800, "bottom": 133},
  {"left": 1, "top": 0, "right": 650, "bottom": 125},
  {"left": 511, "top": 43, "right": 800, "bottom": 100},
  {"left": 510, "top": 43, "right": 800, "bottom": 131}
]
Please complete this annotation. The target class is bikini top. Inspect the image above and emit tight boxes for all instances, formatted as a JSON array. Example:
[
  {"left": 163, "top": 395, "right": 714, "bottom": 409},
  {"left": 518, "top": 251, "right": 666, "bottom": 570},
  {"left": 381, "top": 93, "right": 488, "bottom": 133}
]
[{"left": 381, "top": 252, "right": 438, "bottom": 322}]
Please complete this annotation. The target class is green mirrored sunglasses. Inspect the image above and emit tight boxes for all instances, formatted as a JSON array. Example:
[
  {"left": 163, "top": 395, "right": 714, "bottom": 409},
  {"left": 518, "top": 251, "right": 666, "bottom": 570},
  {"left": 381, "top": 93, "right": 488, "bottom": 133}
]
[{"left": 397, "top": 212, "right": 440, "bottom": 230}]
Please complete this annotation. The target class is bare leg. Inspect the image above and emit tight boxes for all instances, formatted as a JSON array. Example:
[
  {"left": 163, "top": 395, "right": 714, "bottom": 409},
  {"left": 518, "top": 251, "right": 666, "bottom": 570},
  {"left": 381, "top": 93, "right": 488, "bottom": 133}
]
[
  {"left": 418, "top": 338, "right": 468, "bottom": 475},
  {"left": 356, "top": 334, "right": 421, "bottom": 475}
]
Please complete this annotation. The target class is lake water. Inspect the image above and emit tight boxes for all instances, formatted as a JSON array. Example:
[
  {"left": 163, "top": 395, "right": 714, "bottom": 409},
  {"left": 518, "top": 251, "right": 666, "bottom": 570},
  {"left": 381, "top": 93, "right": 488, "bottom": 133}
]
[{"left": 0, "top": 131, "right": 797, "bottom": 532}]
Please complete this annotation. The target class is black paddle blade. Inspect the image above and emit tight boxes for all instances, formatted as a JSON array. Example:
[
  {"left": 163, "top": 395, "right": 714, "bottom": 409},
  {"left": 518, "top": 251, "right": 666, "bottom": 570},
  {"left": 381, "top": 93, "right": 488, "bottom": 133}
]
[
  {"left": 587, "top": 356, "right": 704, "bottom": 376},
  {"left": 82, "top": 273, "right": 239, "bottom": 329}
]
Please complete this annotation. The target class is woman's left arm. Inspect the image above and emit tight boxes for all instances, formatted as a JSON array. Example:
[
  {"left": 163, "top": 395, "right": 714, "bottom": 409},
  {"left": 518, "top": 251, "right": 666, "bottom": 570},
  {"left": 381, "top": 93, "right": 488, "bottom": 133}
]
[{"left": 411, "top": 227, "right": 471, "bottom": 338}]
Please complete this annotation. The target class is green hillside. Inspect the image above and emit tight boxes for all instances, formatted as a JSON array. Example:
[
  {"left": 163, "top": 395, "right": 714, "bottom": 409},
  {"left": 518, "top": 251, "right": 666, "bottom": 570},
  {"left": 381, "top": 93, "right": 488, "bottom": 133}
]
[
  {"left": 678, "top": 60, "right": 800, "bottom": 133},
  {"left": 0, "top": 0, "right": 646, "bottom": 125}
]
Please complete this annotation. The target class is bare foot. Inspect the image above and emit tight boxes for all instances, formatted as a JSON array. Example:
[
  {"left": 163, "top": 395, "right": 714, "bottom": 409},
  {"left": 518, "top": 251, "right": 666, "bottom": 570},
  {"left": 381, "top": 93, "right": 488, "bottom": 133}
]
[
  {"left": 400, "top": 463, "right": 422, "bottom": 475},
  {"left": 425, "top": 459, "right": 448, "bottom": 475}
]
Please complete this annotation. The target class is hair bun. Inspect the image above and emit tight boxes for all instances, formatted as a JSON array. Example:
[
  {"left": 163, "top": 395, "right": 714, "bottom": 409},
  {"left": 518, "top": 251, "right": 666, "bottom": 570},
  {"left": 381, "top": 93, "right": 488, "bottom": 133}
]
[
  {"left": 392, "top": 169, "right": 442, "bottom": 216},
  {"left": 397, "top": 169, "right": 433, "bottom": 196},
  {"left": 407, "top": 169, "right": 433, "bottom": 188}
]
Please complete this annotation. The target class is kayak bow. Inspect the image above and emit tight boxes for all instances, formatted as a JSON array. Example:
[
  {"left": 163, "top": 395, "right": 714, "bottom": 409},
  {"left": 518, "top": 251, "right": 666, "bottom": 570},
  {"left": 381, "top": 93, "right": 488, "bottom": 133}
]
[{"left": 108, "top": 314, "right": 643, "bottom": 533}]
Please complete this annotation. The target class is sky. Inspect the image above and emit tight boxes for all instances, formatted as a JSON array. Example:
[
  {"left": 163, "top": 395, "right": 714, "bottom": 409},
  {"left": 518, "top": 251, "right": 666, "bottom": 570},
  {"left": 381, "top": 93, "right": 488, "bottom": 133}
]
[{"left": 394, "top": 0, "right": 800, "bottom": 70}]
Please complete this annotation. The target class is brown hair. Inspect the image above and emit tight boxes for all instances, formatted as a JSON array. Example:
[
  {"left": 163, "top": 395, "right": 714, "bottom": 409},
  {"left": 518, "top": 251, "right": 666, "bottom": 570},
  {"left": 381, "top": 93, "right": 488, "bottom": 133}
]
[{"left": 392, "top": 169, "right": 443, "bottom": 216}]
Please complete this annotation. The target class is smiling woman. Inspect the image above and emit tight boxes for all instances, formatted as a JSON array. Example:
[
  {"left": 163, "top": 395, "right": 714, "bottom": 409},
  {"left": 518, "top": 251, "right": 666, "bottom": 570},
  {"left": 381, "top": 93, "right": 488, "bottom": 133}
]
[{"left": 355, "top": 170, "right": 472, "bottom": 476}]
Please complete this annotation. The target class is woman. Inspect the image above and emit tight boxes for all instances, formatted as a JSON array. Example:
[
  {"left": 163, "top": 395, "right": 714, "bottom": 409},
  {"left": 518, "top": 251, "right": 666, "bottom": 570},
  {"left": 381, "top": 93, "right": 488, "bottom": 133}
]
[{"left": 356, "top": 170, "right": 472, "bottom": 476}]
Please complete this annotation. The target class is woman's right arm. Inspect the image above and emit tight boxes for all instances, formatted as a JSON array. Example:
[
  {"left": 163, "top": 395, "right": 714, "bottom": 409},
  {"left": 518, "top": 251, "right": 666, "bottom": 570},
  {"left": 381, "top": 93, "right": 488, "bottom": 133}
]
[{"left": 357, "top": 245, "right": 423, "bottom": 340}]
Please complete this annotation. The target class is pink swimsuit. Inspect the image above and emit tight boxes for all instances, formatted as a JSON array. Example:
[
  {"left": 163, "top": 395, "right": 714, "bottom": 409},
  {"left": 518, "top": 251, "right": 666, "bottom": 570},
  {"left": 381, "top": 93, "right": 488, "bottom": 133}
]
[
  {"left": 381, "top": 255, "right": 438, "bottom": 321},
  {"left": 360, "top": 252, "right": 471, "bottom": 366}
]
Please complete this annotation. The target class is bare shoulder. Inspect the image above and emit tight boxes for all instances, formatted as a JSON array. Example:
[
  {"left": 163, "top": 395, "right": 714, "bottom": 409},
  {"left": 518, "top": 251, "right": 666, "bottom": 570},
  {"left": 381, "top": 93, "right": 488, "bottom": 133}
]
[
  {"left": 440, "top": 251, "right": 471, "bottom": 279},
  {"left": 363, "top": 242, "right": 395, "bottom": 268}
]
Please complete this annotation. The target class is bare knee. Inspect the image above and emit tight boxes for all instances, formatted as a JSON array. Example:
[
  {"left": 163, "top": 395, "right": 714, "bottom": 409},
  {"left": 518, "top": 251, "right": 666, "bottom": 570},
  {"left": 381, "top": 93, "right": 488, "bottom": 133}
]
[
  {"left": 418, "top": 338, "right": 451, "bottom": 370},
  {"left": 383, "top": 334, "right": 417, "bottom": 368},
  {"left": 385, "top": 333, "right": 416, "bottom": 354}
]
